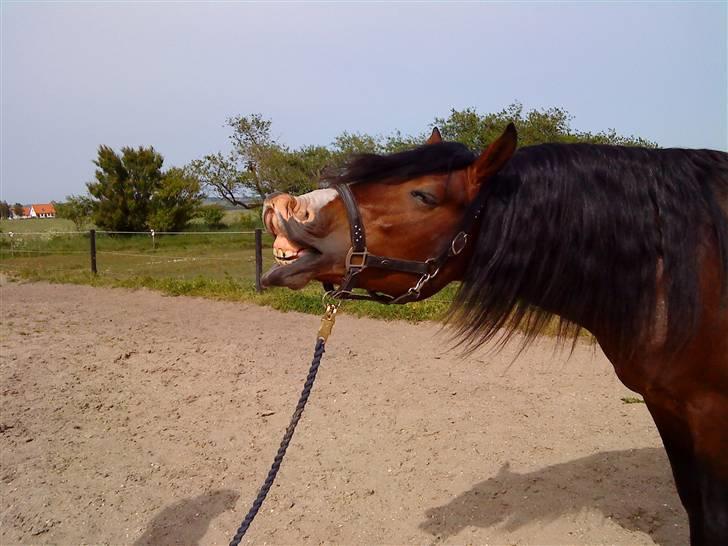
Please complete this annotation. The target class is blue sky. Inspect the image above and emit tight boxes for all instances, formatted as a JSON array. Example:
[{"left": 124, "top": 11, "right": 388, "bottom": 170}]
[{"left": 2, "top": 1, "right": 726, "bottom": 204}]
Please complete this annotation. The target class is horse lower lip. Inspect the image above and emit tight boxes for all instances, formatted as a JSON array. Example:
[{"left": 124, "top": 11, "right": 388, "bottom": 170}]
[{"left": 261, "top": 251, "right": 322, "bottom": 289}]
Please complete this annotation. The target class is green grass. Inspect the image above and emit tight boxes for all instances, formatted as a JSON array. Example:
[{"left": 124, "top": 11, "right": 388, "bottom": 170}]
[
  {"left": 4, "top": 265, "right": 455, "bottom": 322},
  {"left": 0, "top": 218, "right": 77, "bottom": 233},
  {"left": 620, "top": 396, "right": 645, "bottom": 404},
  {"left": 0, "top": 232, "right": 269, "bottom": 281}
]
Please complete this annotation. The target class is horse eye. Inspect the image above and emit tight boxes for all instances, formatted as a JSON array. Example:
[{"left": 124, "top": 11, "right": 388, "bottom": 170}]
[{"left": 411, "top": 190, "right": 438, "bottom": 206}]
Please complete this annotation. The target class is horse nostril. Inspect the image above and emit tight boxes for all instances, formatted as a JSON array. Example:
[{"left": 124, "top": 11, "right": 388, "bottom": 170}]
[
  {"left": 287, "top": 195, "right": 299, "bottom": 214},
  {"left": 262, "top": 206, "right": 276, "bottom": 234}
]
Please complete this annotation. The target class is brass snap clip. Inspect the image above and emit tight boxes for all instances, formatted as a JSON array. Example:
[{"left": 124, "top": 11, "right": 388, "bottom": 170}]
[{"left": 317, "top": 303, "right": 339, "bottom": 342}]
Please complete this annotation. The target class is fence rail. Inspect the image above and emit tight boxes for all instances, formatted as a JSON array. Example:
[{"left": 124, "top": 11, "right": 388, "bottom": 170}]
[{"left": 0, "top": 228, "right": 269, "bottom": 291}]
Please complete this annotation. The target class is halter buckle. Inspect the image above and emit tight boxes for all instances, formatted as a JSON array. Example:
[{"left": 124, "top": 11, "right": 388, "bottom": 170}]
[{"left": 345, "top": 248, "right": 369, "bottom": 270}]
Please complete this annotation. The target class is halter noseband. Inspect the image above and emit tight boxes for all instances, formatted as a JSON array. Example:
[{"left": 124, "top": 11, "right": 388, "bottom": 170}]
[{"left": 322, "top": 183, "right": 483, "bottom": 304}]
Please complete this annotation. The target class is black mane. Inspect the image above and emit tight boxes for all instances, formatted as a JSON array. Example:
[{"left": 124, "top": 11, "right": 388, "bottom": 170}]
[
  {"left": 329, "top": 140, "right": 728, "bottom": 356},
  {"left": 324, "top": 141, "right": 476, "bottom": 186},
  {"left": 451, "top": 143, "right": 728, "bottom": 355}
]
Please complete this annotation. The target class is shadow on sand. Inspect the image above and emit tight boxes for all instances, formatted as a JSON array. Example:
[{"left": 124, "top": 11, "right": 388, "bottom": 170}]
[
  {"left": 420, "top": 447, "right": 687, "bottom": 545},
  {"left": 135, "top": 489, "right": 239, "bottom": 546}
]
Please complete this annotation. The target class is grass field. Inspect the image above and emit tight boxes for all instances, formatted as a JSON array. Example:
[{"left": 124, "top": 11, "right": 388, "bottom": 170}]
[
  {"left": 0, "top": 218, "right": 77, "bottom": 233},
  {"left": 0, "top": 230, "right": 268, "bottom": 281}
]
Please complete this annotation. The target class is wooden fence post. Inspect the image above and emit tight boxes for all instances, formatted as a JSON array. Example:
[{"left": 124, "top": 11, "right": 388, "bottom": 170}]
[
  {"left": 255, "top": 228, "right": 263, "bottom": 292},
  {"left": 89, "top": 229, "right": 97, "bottom": 275}
]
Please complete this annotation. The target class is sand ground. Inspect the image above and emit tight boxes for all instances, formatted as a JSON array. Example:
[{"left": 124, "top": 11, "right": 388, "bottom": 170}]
[{"left": 0, "top": 281, "right": 687, "bottom": 545}]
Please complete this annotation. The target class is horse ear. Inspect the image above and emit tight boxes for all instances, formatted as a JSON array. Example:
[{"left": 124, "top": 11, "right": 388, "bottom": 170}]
[
  {"left": 425, "top": 127, "right": 442, "bottom": 145},
  {"left": 471, "top": 123, "right": 517, "bottom": 184}
]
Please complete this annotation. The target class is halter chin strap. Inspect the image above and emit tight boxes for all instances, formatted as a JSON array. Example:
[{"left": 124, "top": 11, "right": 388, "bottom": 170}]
[{"left": 322, "top": 183, "right": 482, "bottom": 305}]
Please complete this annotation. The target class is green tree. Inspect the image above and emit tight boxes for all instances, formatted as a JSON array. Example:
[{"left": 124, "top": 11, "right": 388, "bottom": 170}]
[
  {"left": 54, "top": 195, "right": 94, "bottom": 230},
  {"left": 295, "top": 145, "right": 334, "bottom": 187},
  {"left": 433, "top": 102, "right": 657, "bottom": 149},
  {"left": 263, "top": 145, "right": 332, "bottom": 196},
  {"left": 87, "top": 145, "right": 164, "bottom": 231},
  {"left": 86, "top": 146, "right": 200, "bottom": 232},
  {"left": 0, "top": 201, "right": 10, "bottom": 219},
  {"left": 189, "top": 152, "right": 247, "bottom": 207},
  {"left": 189, "top": 114, "right": 276, "bottom": 206},
  {"left": 331, "top": 132, "right": 381, "bottom": 156},
  {"left": 190, "top": 114, "right": 333, "bottom": 205},
  {"left": 147, "top": 167, "right": 202, "bottom": 232},
  {"left": 12, "top": 203, "right": 24, "bottom": 217},
  {"left": 191, "top": 106, "right": 656, "bottom": 202},
  {"left": 198, "top": 204, "right": 226, "bottom": 229},
  {"left": 383, "top": 130, "right": 424, "bottom": 154}
]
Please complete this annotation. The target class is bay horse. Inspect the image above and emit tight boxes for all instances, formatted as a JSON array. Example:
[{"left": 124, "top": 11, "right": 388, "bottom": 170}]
[{"left": 261, "top": 124, "right": 728, "bottom": 545}]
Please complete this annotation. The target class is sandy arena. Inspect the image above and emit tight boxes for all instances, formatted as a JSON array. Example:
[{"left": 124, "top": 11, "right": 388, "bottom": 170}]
[{"left": 0, "top": 281, "right": 687, "bottom": 545}]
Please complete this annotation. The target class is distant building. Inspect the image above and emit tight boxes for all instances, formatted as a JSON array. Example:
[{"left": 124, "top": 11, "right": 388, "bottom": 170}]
[
  {"left": 30, "top": 204, "right": 56, "bottom": 218},
  {"left": 9, "top": 204, "right": 56, "bottom": 219},
  {"left": 9, "top": 207, "right": 31, "bottom": 219}
]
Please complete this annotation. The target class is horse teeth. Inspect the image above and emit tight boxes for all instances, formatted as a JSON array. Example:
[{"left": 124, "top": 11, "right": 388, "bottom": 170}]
[
  {"left": 273, "top": 248, "right": 298, "bottom": 260},
  {"left": 274, "top": 253, "right": 299, "bottom": 265}
]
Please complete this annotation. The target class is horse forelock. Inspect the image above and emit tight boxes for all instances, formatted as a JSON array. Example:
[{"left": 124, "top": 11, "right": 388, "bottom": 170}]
[{"left": 323, "top": 142, "right": 477, "bottom": 187}]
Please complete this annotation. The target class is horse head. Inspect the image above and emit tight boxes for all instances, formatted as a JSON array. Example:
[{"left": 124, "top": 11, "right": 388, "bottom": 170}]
[{"left": 261, "top": 124, "right": 517, "bottom": 300}]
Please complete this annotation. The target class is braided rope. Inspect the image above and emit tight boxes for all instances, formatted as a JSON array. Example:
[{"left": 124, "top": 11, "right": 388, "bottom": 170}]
[{"left": 229, "top": 338, "right": 326, "bottom": 546}]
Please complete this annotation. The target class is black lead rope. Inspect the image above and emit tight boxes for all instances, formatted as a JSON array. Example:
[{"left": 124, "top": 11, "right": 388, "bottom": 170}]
[{"left": 229, "top": 305, "right": 338, "bottom": 546}]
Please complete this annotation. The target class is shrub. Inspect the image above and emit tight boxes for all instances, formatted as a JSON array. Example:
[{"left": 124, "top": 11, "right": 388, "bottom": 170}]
[{"left": 199, "top": 205, "right": 226, "bottom": 229}]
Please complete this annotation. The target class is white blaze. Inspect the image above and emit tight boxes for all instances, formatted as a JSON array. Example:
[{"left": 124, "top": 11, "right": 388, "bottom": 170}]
[{"left": 295, "top": 188, "right": 338, "bottom": 217}]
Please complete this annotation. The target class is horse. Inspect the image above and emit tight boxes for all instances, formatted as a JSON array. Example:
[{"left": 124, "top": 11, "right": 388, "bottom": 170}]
[{"left": 260, "top": 124, "right": 728, "bottom": 545}]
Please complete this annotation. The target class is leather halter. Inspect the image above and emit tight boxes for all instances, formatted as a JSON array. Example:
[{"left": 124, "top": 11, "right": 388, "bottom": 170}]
[{"left": 322, "top": 183, "right": 484, "bottom": 304}]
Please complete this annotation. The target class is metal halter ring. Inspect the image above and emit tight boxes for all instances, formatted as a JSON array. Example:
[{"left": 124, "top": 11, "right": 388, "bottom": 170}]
[{"left": 450, "top": 232, "right": 468, "bottom": 256}]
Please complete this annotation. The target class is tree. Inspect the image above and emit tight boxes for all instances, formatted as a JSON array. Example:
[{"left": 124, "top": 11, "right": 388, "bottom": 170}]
[
  {"left": 292, "top": 145, "right": 334, "bottom": 191},
  {"left": 189, "top": 152, "right": 248, "bottom": 208},
  {"left": 189, "top": 114, "right": 277, "bottom": 207},
  {"left": 190, "top": 114, "right": 334, "bottom": 206},
  {"left": 147, "top": 167, "right": 202, "bottom": 232},
  {"left": 331, "top": 131, "right": 381, "bottom": 156},
  {"left": 433, "top": 102, "right": 657, "bottom": 150},
  {"left": 198, "top": 204, "right": 226, "bottom": 229},
  {"left": 12, "top": 203, "right": 24, "bottom": 217},
  {"left": 191, "top": 106, "right": 656, "bottom": 203},
  {"left": 263, "top": 145, "right": 332, "bottom": 196},
  {"left": 0, "top": 201, "right": 10, "bottom": 219},
  {"left": 54, "top": 195, "right": 94, "bottom": 230},
  {"left": 87, "top": 145, "right": 164, "bottom": 231},
  {"left": 86, "top": 146, "right": 199, "bottom": 232},
  {"left": 383, "top": 130, "right": 424, "bottom": 154}
]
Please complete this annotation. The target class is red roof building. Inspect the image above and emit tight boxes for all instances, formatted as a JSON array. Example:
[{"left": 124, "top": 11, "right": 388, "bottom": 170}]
[{"left": 29, "top": 204, "right": 56, "bottom": 218}]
